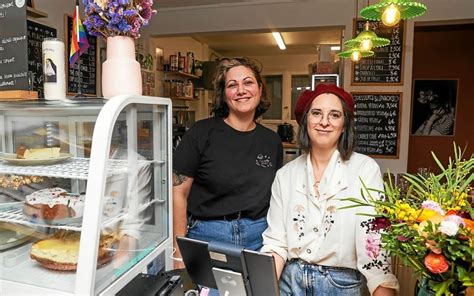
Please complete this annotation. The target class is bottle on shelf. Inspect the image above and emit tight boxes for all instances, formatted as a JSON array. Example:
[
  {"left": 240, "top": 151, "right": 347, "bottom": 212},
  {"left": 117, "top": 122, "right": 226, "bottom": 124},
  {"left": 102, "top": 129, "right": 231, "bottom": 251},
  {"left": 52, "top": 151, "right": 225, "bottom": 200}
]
[
  {"left": 170, "top": 54, "right": 178, "bottom": 71},
  {"left": 184, "top": 80, "right": 194, "bottom": 98},
  {"left": 178, "top": 52, "right": 185, "bottom": 72}
]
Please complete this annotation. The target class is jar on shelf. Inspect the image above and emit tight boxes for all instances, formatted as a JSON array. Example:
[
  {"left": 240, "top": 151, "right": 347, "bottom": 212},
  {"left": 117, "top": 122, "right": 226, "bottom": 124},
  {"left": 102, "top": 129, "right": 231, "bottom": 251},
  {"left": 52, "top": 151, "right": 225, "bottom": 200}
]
[{"left": 184, "top": 80, "right": 194, "bottom": 98}]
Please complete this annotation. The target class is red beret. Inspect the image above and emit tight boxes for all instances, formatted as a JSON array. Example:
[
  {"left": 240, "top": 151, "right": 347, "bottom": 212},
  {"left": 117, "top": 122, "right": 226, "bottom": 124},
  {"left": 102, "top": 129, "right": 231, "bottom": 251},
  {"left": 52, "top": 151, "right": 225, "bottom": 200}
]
[{"left": 294, "top": 84, "right": 354, "bottom": 124}]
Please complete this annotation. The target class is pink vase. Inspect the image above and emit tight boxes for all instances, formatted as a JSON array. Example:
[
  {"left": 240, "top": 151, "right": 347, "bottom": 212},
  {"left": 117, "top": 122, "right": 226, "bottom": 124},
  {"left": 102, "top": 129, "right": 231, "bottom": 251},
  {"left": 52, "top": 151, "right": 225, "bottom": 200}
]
[{"left": 102, "top": 36, "right": 142, "bottom": 99}]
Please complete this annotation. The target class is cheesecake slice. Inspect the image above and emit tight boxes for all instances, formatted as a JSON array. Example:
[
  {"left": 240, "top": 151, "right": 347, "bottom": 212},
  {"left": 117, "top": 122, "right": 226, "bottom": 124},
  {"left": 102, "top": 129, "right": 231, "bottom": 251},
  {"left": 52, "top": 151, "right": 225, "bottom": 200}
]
[{"left": 17, "top": 147, "right": 60, "bottom": 159}]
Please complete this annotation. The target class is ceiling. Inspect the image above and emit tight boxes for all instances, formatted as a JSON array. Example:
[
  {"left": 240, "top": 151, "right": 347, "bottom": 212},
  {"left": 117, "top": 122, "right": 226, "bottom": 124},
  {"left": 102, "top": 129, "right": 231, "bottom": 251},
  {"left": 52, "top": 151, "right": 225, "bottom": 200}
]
[
  {"left": 190, "top": 29, "right": 343, "bottom": 57},
  {"left": 157, "top": 0, "right": 306, "bottom": 10},
  {"left": 153, "top": 0, "right": 343, "bottom": 57}
]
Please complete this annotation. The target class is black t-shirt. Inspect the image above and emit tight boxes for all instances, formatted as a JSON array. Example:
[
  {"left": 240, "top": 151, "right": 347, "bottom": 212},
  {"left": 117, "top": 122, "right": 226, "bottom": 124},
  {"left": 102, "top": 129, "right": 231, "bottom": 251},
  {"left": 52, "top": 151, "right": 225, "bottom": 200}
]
[{"left": 173, "top": 117, "right": 283, "bottom": 219}]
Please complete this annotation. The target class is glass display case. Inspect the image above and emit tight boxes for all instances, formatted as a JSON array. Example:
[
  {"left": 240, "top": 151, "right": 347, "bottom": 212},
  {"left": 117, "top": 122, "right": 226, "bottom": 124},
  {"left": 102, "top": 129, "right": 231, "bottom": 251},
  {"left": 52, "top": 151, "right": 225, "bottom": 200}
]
[{"left": 0, "top": 96, "right": 172, "bottom": 295}]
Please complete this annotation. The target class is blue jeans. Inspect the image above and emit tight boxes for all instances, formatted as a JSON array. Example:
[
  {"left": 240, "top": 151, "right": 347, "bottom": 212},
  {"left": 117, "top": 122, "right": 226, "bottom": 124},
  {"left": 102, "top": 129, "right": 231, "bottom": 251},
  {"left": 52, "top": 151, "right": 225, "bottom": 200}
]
[
  {"left": 280, "top": 259, "right": 368, "bottom": 296},
  {"left": 186, "top": 216, "right": 268, "bottom": 250},
  {"left": 186, "top": 216, "right": 268, "bottom": 296}
]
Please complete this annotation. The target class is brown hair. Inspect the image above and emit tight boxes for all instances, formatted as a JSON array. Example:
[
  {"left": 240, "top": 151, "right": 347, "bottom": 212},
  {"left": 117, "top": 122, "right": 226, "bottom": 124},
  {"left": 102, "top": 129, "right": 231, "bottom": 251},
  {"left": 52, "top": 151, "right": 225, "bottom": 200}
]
[{"left": 212, "top": 57, "right": 270, "bottom": 119}]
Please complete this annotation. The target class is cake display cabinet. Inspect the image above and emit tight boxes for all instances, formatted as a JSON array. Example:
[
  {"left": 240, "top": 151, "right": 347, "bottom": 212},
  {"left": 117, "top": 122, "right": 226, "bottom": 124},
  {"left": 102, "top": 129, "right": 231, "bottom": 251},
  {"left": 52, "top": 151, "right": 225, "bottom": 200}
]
[{"left": 0, "top": 96, "right": 172, "bottom": 295}]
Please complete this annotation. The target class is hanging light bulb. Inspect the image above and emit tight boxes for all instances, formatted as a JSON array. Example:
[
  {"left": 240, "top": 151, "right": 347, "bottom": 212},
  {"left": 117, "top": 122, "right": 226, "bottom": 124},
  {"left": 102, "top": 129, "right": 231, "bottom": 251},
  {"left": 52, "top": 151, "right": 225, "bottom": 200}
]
[
  {"left": 381, "top": 4, "right": 401, "bottom": 26},
  {"left": 360, "top": 38, "right": 374, "bottom": 51},
  {"left": 351, "top": 50, "right": 362, "bottom": 62},
  {"left": 338, "top": 46, "right": 374, "bottom": 61},
  {"left": 344, "top": 22, "right": 390, "bottom": 51},
  {"left": 360, "top": 0, "right": 427, "bottom": 27}
]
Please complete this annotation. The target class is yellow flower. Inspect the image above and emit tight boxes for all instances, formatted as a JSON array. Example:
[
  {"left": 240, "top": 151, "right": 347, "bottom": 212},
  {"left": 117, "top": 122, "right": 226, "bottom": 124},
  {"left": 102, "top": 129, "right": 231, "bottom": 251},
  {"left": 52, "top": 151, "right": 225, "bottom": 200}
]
[{"left": 395, "top": 202, "right": 417, "bottom": 223}]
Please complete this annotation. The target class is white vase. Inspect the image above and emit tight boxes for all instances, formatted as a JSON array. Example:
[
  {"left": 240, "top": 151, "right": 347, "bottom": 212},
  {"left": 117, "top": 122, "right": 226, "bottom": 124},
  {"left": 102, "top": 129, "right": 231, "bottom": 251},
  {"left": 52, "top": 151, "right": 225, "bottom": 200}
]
[{"left": 102, "top": 36, "right": 142, "bottom": 99}]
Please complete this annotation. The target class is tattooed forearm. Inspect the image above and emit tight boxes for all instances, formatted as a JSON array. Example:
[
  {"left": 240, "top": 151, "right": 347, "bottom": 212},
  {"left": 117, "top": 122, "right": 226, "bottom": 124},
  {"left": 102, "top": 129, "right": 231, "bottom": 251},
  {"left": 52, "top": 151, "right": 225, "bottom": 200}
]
[{"left": 173, "top": 171, "right": 188, "bottom": 186}]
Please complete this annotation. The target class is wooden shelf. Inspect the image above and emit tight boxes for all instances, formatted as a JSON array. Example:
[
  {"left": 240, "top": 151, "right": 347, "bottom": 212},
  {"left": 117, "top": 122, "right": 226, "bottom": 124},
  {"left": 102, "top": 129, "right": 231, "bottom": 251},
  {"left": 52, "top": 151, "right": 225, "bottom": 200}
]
[
  {"left": 27, "top": 6, "right": 48, "bottom": 18},
  {"left": 164, "top": 71, "right": 199, "bottom": 79}
]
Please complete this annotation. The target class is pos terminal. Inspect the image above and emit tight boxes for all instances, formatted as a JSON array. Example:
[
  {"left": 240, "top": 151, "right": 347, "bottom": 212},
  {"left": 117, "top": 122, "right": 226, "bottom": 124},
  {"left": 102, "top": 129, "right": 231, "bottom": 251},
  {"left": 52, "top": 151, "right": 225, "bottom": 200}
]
[{"left": 176, "top": 236, "right": 279, "bottom": 296}]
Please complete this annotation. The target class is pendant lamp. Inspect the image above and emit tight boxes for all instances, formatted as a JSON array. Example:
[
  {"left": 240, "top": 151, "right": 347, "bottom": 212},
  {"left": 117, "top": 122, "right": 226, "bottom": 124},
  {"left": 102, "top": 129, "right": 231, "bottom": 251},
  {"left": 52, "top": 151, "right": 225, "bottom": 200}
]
[
  {"left": 360, "top": 0, "right": 427, "bottom": 27},
  {"left": 337, "top": 0, "right": 376, "bottom": 62},
  {"left": 344, "top": 21, "right": 390, "bottom": 51},
  {"left": 338, "top": 47, "right": 374, "bottom": 62}
]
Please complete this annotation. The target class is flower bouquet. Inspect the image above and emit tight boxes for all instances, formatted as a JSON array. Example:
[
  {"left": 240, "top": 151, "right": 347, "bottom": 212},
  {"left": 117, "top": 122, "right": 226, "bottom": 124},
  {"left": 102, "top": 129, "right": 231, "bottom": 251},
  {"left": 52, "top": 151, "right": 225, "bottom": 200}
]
[
  {"left": 342, "top": 144, "right": 473, "bottom": 296},
  {"left": 82, "top": 0, "right": 157, "bottom": 39},
  {"left": 81, "top": 0, "right": 157, "bottom": 98}
]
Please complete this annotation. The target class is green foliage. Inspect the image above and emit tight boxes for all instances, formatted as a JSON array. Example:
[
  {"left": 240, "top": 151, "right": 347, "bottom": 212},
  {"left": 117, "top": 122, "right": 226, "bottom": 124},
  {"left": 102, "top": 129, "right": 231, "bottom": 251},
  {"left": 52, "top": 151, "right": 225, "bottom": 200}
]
[{"left": 340, "top": 143, "right": 473, "bottom": 295}]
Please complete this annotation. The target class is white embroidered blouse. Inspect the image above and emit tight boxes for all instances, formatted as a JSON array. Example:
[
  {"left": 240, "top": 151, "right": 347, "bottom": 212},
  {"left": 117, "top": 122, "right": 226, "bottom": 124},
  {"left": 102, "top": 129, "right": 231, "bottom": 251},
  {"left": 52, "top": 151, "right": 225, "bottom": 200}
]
[{"left": 261, "top": 150, "right": 399, "bottom": 295}]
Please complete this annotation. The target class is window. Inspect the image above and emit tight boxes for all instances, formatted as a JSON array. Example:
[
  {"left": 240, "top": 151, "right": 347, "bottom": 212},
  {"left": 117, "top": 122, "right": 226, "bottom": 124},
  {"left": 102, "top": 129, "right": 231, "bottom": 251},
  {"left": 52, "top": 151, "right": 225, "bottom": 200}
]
[
  {"left": 262, "top": 75, "right": 283, "bottom": 120},
  {"left": 290, "top": 75, "right": 311, "bottom": 120}
]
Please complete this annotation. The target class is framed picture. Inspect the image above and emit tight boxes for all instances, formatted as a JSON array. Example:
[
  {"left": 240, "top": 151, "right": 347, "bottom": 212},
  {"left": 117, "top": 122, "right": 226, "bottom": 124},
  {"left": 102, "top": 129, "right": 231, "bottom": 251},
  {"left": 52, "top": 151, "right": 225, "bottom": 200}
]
[
  {"left": 411, "top": 79, "right": 458, "bottom": 136},
  {"left": 311, "top": 74, "right": 339, "bottom": 90},
  {"left": 155, "top": 47, "right": 164, "bottom": 71}
]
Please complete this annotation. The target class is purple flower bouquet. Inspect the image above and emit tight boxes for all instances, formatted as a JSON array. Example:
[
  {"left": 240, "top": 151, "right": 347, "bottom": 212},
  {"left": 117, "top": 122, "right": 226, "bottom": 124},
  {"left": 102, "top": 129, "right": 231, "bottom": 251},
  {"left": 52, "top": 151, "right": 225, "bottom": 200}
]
[{"left": 82, "top": 0, "right": 157, "bottom": 39}]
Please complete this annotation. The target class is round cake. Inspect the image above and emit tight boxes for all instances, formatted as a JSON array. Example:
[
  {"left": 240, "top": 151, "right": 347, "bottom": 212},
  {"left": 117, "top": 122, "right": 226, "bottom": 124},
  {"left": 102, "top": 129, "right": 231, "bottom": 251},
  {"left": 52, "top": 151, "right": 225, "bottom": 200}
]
[
  {"left": 30, "top": 230, "right": 118, "bottom": 271},
  {"left": 23, "top": 187, "right": 85, "bottom": 221}
]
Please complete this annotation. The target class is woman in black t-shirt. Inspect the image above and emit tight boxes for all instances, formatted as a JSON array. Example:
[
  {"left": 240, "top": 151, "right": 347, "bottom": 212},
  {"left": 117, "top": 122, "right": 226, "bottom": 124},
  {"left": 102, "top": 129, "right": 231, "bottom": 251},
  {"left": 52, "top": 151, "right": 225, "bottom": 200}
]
[{"left": 173, "top": 57, "right": 283, "bottom": 269}]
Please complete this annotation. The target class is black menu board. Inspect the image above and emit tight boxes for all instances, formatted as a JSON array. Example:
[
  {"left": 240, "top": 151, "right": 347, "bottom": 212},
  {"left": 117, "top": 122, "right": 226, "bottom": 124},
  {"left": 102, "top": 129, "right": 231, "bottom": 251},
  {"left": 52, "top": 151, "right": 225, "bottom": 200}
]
[
  {"left": 0, "top": 0, "right": 28, "bottom": 91},
  {"left": 65, "top": 14, "right": 97, "bottom": 95},
  {"left": 352, "top": 19, "right": 404, "bottom": 85},
  {"left": 27, "top": 20, "right": 57, "bottom": 97},
  {"left": 352, "top": 92, "right": 401, "bottom": 158}
]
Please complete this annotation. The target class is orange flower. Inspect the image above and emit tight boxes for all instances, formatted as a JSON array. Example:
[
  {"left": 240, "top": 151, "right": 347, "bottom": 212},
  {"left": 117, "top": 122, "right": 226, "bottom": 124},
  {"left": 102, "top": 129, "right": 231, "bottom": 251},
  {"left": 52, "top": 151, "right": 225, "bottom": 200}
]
[
  {"left": 463, "top": 218, "right": 474, "bottom": 232},
  {"left": 418, "top": 213, "right": 445, "bottom": 237},
  {"left": 417, "top": 209, "right": 441, "bottom": 222},
  {"left": 424, "top": 253, "right": 449, "bottom": 274}
]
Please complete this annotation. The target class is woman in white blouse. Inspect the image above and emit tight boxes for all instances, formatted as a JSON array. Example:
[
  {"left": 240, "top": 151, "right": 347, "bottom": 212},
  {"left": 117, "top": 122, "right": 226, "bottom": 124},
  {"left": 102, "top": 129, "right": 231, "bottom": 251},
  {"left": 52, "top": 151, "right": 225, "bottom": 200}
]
[{"left": 261, "top": 84, "right": 399, "bottom": 296}]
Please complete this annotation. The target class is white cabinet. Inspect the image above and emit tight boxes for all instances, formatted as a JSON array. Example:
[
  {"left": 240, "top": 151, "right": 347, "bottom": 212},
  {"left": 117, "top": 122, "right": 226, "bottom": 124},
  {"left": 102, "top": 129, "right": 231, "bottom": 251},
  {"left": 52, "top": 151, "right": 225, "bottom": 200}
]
[{"left": 0, "top": 96, "right": 172, "bottom": 295}]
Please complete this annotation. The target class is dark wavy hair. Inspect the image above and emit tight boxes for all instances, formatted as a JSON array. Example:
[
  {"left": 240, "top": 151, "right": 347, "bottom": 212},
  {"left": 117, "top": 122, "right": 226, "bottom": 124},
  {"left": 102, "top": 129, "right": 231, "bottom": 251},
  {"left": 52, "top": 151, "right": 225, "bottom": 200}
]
[
  {"left": 297, "top": 96, "right": 357, "bottom": 161},
  {"left": 212, "top": 57, "right": 270, "bottom": 119}
]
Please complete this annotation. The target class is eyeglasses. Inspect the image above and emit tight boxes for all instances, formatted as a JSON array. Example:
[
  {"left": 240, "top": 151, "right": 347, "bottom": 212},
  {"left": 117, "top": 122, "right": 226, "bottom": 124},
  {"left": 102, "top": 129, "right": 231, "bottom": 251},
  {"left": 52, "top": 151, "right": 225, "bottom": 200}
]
[{"left": 308, "top": 109, "right": 344, "bottom": 124}]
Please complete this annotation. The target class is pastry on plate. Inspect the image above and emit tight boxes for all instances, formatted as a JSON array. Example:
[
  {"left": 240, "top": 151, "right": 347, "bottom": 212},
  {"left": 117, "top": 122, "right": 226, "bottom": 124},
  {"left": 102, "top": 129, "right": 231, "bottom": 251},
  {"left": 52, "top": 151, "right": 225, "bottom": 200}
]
[
  {"left": 30, "top": 230, "right": 119, "bottom": 271},
  {"left": 23, "top": 187, "right": 85, "bottom": 221},
  {"left": 16, "top": 146, "right": 60, "bottom": 160}
]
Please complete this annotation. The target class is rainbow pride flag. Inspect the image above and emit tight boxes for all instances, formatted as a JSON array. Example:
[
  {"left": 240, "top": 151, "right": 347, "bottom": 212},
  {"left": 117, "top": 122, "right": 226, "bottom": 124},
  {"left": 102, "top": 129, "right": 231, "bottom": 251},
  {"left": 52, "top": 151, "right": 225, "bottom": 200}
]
[{"left": 69, "top": 3, "right": 89, "bottom": 66}]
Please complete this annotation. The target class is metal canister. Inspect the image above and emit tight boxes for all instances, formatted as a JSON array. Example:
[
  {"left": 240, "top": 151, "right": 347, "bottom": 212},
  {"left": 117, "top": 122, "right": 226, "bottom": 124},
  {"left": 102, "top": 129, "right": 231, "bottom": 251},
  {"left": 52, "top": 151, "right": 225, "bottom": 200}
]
[{"left": 42, "top": 38, "right": 66, "bottom": 100}]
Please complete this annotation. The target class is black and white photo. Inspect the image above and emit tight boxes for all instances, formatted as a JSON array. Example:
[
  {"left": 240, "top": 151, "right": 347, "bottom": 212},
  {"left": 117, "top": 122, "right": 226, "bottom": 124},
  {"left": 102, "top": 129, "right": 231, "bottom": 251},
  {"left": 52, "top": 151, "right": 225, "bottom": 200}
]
[{"left": 411, "top": 79, "right": 458, "bottom": 136}]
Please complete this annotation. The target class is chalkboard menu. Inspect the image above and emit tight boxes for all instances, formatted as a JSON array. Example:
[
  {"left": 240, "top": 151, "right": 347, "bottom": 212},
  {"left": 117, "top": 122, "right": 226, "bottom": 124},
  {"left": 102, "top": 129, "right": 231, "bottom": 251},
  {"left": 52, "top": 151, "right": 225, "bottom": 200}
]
[
  {"left": 0, "top": 0, "right": 28, "bottom": 91},
  {"left": 27, "top": 20, "right": 57, "bottom": 97},
  {"left": 65, "top": 15, "right": 97, "bottom": 95},
  {"left": 352, "top": 92, "right": 402, "bottom": 158},
  {"left": 352, "top": 19, "right": 404, "bottom": 85}
]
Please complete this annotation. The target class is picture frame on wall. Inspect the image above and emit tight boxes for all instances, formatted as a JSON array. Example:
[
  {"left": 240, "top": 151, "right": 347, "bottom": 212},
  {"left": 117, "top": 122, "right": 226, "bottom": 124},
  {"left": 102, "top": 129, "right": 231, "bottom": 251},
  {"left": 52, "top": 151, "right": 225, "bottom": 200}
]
[{"left": 411, "top": 79, "right": 458, "bottom": 136}]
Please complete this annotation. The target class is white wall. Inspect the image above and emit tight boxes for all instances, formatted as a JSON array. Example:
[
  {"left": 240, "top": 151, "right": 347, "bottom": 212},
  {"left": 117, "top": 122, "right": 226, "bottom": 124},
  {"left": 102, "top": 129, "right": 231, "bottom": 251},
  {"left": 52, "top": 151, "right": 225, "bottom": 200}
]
[{"left": 142, "top": 0, "right": 474, "bottom": 174}]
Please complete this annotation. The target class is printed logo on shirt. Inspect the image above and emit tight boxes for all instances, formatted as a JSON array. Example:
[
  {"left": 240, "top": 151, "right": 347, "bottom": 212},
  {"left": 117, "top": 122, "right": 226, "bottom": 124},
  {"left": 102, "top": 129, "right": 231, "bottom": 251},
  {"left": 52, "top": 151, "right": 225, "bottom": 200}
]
[{"left": 255, "top": 154, "right": 273, "bottom": 168}]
